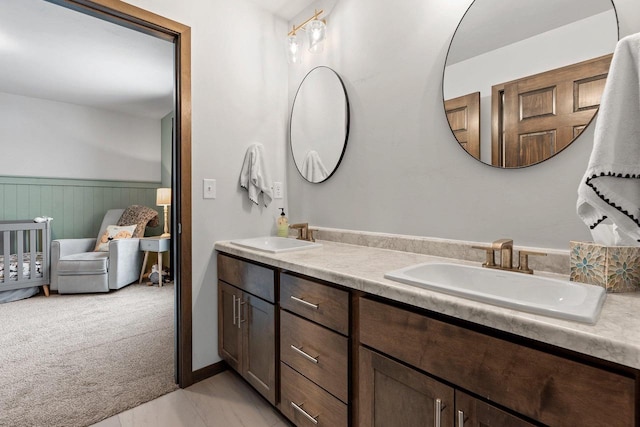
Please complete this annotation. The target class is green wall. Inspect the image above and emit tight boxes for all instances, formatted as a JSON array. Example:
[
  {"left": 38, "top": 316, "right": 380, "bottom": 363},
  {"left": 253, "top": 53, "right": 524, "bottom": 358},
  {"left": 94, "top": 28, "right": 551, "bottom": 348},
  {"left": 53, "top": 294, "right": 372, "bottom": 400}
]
[{"left": 0, "top": 176, "right": 162, "bottom": 240}]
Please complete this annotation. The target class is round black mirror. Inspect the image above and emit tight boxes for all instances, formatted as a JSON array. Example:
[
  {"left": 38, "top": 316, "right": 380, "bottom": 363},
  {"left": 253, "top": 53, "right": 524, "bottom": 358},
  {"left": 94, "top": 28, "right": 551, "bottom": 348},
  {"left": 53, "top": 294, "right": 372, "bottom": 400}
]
[{"left": 290, "top": 66, "right": 350, "bottom": 183}]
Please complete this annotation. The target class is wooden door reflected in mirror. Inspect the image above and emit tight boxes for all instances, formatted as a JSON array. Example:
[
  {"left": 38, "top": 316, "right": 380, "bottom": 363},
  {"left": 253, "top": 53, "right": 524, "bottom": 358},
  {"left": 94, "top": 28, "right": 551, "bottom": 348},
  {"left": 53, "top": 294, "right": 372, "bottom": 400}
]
[{"left": 443, "top": 0, "right": 619, "bottom": 168}]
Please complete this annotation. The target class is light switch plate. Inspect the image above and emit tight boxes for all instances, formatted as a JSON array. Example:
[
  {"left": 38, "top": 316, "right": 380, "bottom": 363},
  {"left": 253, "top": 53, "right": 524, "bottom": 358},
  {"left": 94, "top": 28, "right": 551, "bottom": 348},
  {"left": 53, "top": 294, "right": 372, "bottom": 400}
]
[
  {"left": 203, "top": 179, "right": 216, "bottom": 199},
  {"left": 273, "top": 182, "right": 283, "bottom": 199}
]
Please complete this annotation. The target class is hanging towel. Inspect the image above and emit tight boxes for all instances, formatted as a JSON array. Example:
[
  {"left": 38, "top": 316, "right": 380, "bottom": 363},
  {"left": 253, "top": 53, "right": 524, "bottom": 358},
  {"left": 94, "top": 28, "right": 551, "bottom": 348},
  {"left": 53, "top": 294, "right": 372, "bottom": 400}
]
[
  {"left": 301, "top": 150, "right": 329, "bottom": 182},
  {"left": 239, "top": 143, "right": 273, "bottom": 206},
  {"left": 577, "top": 33, "right": 640, "bottom": 243}
]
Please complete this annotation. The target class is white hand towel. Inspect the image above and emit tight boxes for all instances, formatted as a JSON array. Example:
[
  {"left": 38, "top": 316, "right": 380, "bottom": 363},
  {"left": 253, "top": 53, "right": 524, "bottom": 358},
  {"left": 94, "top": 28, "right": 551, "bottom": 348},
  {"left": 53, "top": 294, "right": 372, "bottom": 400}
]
[
  {"left": 239, "top": 143, "right": 273, "bottom": 206},
  {"left": 301, "top": 150, "right": 329, "bottom": 182},
  {"left": 577, "top": 33, "right": 640, "bottom": 243}
]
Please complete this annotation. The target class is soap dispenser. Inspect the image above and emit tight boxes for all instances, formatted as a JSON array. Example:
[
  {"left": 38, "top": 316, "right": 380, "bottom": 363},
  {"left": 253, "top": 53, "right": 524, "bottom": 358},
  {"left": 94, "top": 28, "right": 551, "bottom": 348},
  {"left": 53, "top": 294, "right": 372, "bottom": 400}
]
[{"left": 277, "top": 208, "right": 289, "bottom": 237}]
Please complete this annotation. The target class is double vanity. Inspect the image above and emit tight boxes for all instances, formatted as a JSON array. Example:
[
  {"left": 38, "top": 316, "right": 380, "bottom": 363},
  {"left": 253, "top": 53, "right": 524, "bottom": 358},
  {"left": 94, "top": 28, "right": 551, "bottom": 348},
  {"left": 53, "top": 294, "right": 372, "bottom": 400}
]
[{"left": 215, "top": 235, "right": 640, "bottom": 426}]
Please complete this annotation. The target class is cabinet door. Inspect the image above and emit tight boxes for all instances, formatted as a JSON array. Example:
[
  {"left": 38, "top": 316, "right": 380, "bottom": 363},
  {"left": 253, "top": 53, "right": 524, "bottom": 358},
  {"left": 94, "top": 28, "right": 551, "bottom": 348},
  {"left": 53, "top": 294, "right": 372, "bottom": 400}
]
[
  {"left": 218, "top": 281, "right": 241, "bottom": 371},
  {"left": 243, "top": 292, "right": 276, "bottom": 404},
  {"left": 359, "top": 346, "right": 454, "bottom": 427},
  {"left": 455, "top": 391, "right": 536, "bottom": 427}
]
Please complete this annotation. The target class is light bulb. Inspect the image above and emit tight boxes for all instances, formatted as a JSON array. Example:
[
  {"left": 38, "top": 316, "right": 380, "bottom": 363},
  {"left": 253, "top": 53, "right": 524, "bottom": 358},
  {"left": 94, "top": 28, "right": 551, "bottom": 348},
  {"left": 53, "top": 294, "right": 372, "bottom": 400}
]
[
  {"left": 306, "top": 19, "right": 326, "bottom": 54},
  {"left": 286, "top": 34, "right": 302, "bottom": 64}
]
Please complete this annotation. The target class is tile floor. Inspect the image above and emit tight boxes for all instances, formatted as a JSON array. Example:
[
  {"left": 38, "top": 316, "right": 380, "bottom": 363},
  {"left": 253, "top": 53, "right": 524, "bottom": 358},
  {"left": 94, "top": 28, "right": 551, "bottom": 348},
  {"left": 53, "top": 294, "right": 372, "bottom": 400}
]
[{"left": 92, "top": 370, "right": 291, "bottom": 427}]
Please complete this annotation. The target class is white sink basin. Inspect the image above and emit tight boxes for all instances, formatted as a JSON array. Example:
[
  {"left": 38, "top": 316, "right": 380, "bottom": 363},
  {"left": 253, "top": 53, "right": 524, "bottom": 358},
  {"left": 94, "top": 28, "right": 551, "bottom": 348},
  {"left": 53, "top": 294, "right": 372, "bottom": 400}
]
[
  {"left": 384, "top": 262, "right": 606, "bottom": 324},
  {"left": 230, "top": 236, "right": 322, "bottom": 253}
]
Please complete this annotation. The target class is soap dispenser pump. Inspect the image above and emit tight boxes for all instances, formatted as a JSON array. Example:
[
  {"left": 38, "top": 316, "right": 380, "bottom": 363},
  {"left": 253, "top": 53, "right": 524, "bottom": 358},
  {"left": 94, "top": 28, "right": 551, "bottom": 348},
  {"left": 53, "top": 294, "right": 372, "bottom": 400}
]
[{"left": 277, "top": 208, "right": 289, "bottom": 237}]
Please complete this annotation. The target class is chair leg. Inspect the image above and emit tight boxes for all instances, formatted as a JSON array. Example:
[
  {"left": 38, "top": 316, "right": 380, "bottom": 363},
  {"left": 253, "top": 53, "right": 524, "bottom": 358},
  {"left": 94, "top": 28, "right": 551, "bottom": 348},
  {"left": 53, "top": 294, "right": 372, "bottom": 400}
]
[{"left": 43, "top": 284, "right": 50, "bottom": 297}]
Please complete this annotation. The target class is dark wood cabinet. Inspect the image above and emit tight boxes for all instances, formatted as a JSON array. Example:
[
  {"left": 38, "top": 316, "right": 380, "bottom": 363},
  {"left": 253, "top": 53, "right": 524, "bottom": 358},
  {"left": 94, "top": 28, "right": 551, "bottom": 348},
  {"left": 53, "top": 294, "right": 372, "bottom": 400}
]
[
  {"left": 218, "top": 281, "right": 241, "bottom": 371},
  {"left": 218, "top": 254, "right": 276, "bottom": 404},
  {"left": 279, "top": 272, "right": 350, "bottom": 426},
  {"left": 455, "top": 391, "right": 536, "bottom": 427},
  {"left": 242, "top": 292, "right": 276, "bottom": 403},
  {"left": 359, "top": 297, "right": 637, "bottom": 427},
  {"left": 216, "top": 252, "right": 639, "bottom": 427},
  {"left": 359, "top": 346, "right": 454, "bottom": 427}
]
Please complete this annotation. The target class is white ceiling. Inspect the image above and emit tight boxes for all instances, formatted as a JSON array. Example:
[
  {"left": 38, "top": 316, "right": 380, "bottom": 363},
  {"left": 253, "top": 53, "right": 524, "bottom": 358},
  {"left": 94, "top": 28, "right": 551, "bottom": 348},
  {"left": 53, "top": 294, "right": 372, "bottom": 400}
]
[
  {"left": 0, "top": 0, "right": 175, "bottom": 119},
  {"left": 0, "top": 0, "right": 318, "bottom": 120},
  {"left": 244, "top": 0, "right": 318, "bottom": 20},
  {"left": 447, "top": 0, "right": 615, "bottom": 65}
]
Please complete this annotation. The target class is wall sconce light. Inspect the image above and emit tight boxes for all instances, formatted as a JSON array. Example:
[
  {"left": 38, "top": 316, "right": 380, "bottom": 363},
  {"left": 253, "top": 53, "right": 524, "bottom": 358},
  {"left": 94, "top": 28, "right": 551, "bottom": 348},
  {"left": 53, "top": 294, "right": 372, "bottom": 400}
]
[
  {"left": 156, "top": 187, "right": 171, "bottom": 237},
  {"left": 286, "top": 9, "right": 326, "bottom": 64}
]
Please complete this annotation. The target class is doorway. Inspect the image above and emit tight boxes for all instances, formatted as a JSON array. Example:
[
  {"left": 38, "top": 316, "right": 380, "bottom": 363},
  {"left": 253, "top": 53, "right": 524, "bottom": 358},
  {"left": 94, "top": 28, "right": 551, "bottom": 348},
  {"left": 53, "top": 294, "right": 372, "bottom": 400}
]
[{"left": 47, "top": 0, "right": 193, "bottom": 386}]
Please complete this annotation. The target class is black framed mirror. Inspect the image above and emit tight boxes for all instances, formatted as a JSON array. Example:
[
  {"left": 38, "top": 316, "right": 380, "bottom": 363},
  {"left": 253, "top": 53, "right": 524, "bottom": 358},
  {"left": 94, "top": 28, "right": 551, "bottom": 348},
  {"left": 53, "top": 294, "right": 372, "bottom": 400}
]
[
  {"left": 443, "top": 0, "right": 619, "bottom": 168},
  {"left": 290, "top": 66, "right": 350, "bottom": 183}
]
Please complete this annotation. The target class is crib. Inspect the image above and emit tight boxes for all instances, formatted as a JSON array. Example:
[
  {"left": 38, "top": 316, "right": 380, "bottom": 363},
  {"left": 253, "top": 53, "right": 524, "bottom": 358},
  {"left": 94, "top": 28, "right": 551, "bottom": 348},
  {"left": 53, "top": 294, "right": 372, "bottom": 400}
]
[{"left": 0, "top": 220, "right": 51, "bottom": 297}]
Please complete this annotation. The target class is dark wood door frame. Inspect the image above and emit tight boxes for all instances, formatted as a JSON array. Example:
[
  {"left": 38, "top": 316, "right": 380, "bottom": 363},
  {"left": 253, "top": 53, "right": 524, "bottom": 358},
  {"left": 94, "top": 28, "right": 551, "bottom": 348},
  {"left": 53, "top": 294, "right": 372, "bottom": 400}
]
[{"left": 48, "top": 0, "right": 193, "bottom": 387}]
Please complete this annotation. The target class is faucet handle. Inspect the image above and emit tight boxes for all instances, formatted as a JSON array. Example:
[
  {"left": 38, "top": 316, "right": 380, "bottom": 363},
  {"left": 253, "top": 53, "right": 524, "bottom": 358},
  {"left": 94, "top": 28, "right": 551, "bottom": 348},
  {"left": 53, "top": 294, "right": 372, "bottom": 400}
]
[
  {"left": 308, "top": 228, "right": 317, "bottom": 242},
  {"left": 518, "top": 250, "right": 547, "bottom": 274},
  {"left": 471, "top": 245, "right": 496, "bottom": 267}
]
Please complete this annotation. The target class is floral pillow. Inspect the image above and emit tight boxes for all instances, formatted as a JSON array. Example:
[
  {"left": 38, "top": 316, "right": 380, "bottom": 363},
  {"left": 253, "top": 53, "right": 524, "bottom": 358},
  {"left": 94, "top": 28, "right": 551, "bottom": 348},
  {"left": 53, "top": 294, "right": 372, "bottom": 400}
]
[{"left": 94, "top": 225, "right": 137, "bottom": 252}]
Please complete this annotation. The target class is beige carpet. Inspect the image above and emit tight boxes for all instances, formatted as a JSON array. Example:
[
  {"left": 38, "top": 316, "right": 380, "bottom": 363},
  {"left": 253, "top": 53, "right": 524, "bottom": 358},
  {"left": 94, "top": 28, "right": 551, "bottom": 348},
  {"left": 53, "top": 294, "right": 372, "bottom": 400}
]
[{"left": 0, "top": 283, "right": 177, "bottom": 427}]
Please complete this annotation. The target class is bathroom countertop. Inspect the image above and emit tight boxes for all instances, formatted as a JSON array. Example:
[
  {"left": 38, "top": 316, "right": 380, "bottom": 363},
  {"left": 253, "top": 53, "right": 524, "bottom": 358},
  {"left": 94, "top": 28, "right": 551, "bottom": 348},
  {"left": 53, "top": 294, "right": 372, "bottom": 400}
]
[{"left": 215, "top": 239, "right": 640, "bottom": 370}]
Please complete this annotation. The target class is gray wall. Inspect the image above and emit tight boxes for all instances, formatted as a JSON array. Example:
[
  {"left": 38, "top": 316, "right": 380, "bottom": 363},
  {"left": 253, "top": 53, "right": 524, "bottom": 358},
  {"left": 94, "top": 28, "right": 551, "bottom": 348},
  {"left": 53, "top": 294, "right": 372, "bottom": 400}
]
[
  {"left": 1, "top": 92, "right": 162, "bottom": 182},
  {"left": 122, "top": 0, "right": 640, "bottom": 370},
  {"left": 286, "top": 0, "right": 640, "bottom": 251}
]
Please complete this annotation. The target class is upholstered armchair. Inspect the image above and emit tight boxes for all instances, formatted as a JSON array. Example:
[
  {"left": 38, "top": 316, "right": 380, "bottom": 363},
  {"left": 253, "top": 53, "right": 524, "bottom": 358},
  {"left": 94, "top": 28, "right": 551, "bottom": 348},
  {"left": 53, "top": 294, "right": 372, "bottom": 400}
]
[{"left": 50, "top": 207, "right": 158, "bottom": 294}]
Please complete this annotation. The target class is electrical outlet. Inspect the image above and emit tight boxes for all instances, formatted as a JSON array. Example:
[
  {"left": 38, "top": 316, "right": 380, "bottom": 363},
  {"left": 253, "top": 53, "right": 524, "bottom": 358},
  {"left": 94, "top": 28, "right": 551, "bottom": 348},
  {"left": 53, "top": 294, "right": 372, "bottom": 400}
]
[
  {"left": 203, "top": 179, "right": 216, "bottom": 199},
  {"left": 273, "top": 182, "right": 283, "bottom": 199}
]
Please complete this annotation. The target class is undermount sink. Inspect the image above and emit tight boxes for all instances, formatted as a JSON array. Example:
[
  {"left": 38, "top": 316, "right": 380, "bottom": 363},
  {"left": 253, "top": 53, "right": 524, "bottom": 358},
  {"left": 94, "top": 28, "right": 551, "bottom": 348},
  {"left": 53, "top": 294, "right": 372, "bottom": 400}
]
[
  {"left": 230, "top": 236, "right": 322, "bottom": 253},
  {"left": 384, "top": 262, "right": 606, "bottom": 324}
]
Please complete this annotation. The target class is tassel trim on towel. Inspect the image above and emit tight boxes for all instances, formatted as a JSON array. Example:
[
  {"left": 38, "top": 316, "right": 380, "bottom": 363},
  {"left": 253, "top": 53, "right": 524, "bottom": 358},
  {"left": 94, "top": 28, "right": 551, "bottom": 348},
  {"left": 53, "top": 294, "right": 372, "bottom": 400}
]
[
  {"left": 239, "top": 183, "right": 260, "bottom": 206},
  {"left": 585, "top": 171, "right": 640, "bottom": 242}
]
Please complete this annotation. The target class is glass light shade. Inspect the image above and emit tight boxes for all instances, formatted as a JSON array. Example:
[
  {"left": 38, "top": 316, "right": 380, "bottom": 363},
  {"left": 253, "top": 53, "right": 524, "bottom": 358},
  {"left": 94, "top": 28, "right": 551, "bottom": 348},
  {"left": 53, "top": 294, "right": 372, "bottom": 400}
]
[
  {"left": 156, "top": 187, "right": 171, "bottom": 206},
  {"left": 286, "top": 34, "right": 302, "bottom": 64},
  {"left": 306, "top": 19, "right": 326, "bottom": 54}
]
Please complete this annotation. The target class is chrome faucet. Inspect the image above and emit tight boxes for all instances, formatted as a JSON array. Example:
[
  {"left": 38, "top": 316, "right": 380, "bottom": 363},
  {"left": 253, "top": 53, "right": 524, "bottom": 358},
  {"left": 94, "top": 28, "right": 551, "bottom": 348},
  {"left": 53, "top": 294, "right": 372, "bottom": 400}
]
[
  {"left": 472, "top": 239, "right": 546, "bottom": 274},
  {"left": 289, "top": 223, "right": 316, "bottom": 242}
]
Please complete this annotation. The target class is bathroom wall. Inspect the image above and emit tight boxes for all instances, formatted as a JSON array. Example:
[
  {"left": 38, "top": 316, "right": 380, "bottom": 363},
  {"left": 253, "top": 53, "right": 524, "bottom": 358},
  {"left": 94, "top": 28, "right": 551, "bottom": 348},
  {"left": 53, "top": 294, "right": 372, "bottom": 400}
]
[
  {"left": 124, "top": 0, "right": 288, "bottom": 370},
  {"left": 286, "top": 0, "right": 640, "bottom": 250},
  {"left": 117, "top": 0, "right": 640, "bottom": 371}
]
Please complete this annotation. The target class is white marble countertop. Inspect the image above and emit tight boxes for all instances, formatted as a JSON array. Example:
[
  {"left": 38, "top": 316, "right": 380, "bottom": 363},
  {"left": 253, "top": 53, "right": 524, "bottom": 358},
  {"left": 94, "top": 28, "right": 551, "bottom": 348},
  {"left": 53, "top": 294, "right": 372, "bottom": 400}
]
[{"left": 214, "top": 239, "right": 640, "bottom": 370}]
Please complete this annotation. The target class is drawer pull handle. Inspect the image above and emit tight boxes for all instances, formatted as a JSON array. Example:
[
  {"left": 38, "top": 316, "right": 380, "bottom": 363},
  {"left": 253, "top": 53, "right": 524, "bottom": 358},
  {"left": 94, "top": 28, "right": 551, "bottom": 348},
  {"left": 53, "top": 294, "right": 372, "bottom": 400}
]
[
  {"left": 457, "top": 410, "right": 466, "bottom": 427},
  {"left": 290, "top": 345, "right": 319, "bottom": 364},
  {"left": 232, "top": 295, "right": 237, "bottom": 326},
  {"left": 434, "top": 398, "right": 443, "bottom": 427},
  {"left": 291, "top": 401, "right": 319, "bottom": 425},
  {"left": 290, "top": 295, "right": 319, "bottom": 310},
  {"left": 238, "top": 300, "right": 246, "bottom": 327}
]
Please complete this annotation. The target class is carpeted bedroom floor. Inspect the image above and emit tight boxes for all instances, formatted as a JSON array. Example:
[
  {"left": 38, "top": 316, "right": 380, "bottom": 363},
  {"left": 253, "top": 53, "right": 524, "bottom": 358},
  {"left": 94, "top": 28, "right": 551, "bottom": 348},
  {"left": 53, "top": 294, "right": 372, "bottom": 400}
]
[{"left": 0, "top": 283, "right": 177, "bottom": 427}]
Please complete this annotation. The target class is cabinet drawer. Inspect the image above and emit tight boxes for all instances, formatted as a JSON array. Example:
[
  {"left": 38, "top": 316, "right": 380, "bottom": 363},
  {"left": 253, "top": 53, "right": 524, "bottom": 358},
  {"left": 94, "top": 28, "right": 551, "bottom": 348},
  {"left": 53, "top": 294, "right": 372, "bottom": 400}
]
[
  {"left": 280, "top": 362, "right": 348, "bottom": 427},
  {"left": 280, "top": 273, "right": 349, "bottom": 335},
  {"left": 218, "top": 253, "right": 275, "bottom": 303},
  {"left": 140, "top": 237, "right": 170, "bottom": 252},
  {"left": 281, "top": 310, "right": 348, "bottom": 402},
  {"left": 359, "top": 297, "right": 636, "bottom": 427}
]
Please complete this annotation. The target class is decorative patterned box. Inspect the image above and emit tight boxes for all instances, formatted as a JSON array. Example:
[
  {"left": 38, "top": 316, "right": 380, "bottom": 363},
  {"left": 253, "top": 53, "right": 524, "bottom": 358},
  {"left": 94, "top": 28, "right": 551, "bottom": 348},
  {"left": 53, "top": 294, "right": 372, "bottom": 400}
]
[{"left": 570, "top": 241, "right": 640, "bottom": 293}]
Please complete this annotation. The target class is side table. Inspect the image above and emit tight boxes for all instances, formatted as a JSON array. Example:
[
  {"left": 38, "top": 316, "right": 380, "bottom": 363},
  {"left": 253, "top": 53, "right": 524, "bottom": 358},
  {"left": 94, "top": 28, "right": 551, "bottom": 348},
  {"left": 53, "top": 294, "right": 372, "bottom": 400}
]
[{"left": 139, "top": 236, "right": 170, "bottom": 286}]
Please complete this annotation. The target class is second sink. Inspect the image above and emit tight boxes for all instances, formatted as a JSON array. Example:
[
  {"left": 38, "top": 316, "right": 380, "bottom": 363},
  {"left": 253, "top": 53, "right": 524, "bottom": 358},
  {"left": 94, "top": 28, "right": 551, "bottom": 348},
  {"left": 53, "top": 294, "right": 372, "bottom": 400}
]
[
  {"left": 231, "top": 236, "right": 322, "bottom": 253},
  {"left": 384, "top": 262, "right": 606, "bottom": 324}
]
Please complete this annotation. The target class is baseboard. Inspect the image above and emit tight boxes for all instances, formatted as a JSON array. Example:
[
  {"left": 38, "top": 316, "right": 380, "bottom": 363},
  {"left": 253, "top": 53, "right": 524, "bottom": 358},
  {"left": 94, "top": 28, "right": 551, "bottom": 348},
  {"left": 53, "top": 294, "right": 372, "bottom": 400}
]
[{"left": 190, "top": 360, "right": 228, "bottom": 385}]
